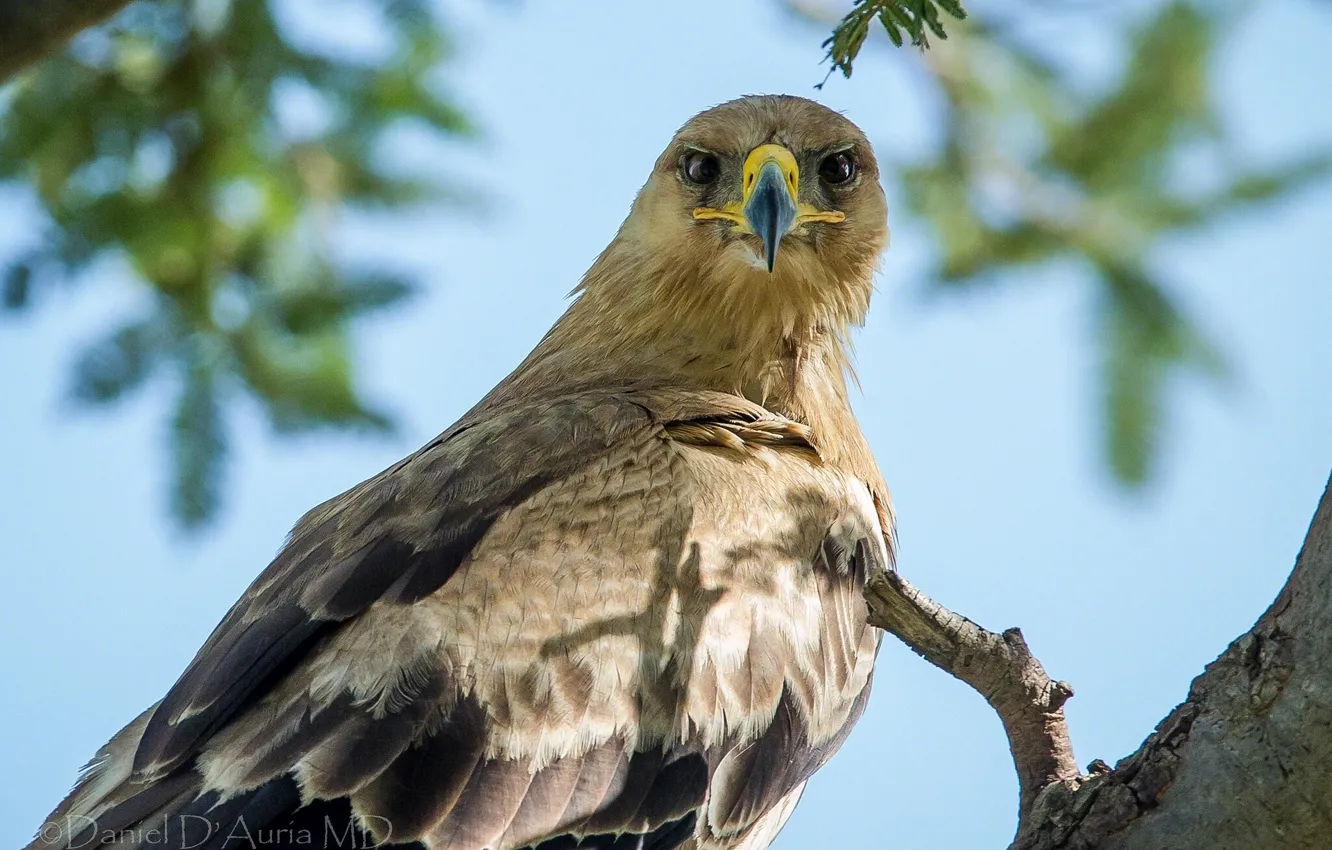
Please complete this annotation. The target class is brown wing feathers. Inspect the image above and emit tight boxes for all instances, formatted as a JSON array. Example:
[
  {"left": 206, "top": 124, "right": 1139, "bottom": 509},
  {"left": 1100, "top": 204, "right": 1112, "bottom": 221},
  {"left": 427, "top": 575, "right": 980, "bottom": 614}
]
[
  {"left": 38, "top": 395, "right": 659, "bottom": 850},
  {"left": 132, "top": 394, "right": 656, "bottom": 782}
]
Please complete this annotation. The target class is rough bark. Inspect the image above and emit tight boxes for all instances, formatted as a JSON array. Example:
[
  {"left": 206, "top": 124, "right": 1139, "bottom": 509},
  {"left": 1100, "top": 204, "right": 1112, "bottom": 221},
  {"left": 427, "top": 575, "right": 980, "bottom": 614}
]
[
  {"left": 866, "top": 472, "right": 1332, "bottom": 849},
  {"left": 0, "top": 0, "right": 133, "bottom": 84}
]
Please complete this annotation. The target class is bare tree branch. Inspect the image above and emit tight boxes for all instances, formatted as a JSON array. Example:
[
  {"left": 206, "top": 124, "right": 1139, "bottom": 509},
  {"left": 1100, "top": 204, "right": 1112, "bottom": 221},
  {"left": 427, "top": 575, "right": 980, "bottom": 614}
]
[
  {"left": 864, "top": 569, "right": 1082, "bottom": 837},
  {"left": 0, "top": 0, "right": 133, "bottom": 84}
]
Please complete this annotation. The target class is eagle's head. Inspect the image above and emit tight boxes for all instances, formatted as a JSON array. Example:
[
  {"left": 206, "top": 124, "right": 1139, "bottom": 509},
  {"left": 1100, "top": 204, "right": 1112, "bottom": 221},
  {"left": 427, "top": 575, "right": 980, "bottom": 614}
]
[{"left": 597, "top": 95, "right": 888, "bottom": 341}]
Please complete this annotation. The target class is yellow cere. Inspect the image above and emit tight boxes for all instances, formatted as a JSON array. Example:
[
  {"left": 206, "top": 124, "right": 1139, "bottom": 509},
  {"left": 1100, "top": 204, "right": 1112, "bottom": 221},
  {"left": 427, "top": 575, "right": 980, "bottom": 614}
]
[
  {"left": 743, "top": 144, "right": 801, "bottom": 200},
  {"left": 693, "top": 144, "right": 847, "bottom": 230}
]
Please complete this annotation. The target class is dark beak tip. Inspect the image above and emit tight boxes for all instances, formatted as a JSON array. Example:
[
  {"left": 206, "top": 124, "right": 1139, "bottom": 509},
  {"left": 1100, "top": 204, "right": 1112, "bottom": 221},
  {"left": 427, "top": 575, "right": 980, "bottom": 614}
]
[{"left": 762, "top": 219, "right": 780, "bottom": 273}]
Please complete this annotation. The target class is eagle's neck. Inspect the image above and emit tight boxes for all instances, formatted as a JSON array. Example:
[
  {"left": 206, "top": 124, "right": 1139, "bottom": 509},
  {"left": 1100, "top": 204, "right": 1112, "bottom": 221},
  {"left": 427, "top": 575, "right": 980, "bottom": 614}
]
[{"left": 486, "top": 267, "right": 874, "bottom": 470}]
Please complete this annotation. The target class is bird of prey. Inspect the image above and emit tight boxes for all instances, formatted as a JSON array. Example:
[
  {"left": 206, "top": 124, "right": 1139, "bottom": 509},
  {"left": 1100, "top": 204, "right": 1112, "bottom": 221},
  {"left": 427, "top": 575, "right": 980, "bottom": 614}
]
[{"left": 30, "top": 95, "right": 894, "bottom": 850}]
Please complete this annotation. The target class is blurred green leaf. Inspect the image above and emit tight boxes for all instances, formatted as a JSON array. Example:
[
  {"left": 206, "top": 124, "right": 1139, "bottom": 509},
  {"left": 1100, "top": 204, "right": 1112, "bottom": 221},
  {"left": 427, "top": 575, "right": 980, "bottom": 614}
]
[
  {"left": 69, "top": 318, "right": 165, "bottom": 404},
  {"left": 1048, "top": 3, "right": 1215, "bottom": 193},
  {"left": 272, "top": 271, "right": 414, "bottom": 334},
  {"left": 1096, "top": 259, "right": 1227, "bottom": 483},
  {"left": 2, "top": 258, "right": 33, "bottom": 310},
  {"left": 231, "top": 312, "right": 393, "bottom": 433},
  {"left": 171, "top": 341, "right": 226, "bottom": 528}
]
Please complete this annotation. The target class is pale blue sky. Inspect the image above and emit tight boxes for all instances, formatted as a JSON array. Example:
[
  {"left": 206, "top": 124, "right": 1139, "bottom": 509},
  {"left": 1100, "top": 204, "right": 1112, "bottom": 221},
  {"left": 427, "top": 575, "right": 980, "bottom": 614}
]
[{"left": 2, "top": 1, "right": 1330, "bottom": 848}]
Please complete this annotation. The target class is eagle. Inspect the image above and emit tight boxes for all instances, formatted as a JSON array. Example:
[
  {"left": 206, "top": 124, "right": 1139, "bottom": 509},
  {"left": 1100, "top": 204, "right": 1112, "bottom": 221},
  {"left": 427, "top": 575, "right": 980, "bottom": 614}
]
[{"left": 29, "top": 95, "right": 894, "bottom": 850}]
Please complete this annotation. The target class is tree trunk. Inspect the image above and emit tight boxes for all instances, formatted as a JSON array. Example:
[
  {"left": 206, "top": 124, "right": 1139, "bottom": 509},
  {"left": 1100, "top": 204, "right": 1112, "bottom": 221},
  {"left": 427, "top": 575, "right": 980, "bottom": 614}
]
[
  {"left": 0, "top": 0, "right": 133, "bottom": 84},
  {"left": 867, "top": 472, "right": 1332, "bottom": 849}
]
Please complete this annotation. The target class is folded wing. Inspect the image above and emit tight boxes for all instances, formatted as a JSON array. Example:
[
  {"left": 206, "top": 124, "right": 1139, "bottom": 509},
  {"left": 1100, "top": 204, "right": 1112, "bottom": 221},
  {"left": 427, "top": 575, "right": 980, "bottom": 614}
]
[{"left": 31, "top": 389, "right": 886, "bottom": 850}]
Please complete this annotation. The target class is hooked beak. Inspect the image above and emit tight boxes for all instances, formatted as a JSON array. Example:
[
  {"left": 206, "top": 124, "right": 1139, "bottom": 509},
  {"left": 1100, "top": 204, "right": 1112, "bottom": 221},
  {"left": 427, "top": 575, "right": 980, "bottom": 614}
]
[
  {"left": 742, "top": 147, "right": 799, "bottom": 273},
  {"left": 693, "top": 143, "right": 845, "bottom": 274}
]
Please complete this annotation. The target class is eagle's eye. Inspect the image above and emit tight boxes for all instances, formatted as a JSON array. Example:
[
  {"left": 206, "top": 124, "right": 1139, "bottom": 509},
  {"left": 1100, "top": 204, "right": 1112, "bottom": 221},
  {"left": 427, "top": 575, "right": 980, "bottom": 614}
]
[
  {"left": 819, "top": 151, "right": 857, "bottom": 185},
  {"left": 682, "top": 152, "right": 720, "bottom": 185}
]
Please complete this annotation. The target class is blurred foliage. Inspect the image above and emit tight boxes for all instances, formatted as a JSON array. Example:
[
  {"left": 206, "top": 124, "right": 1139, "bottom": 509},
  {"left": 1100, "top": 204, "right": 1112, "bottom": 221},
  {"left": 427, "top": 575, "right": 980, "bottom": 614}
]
[
  {"left": 802, "top": 0, "right": 1331, "bottom": 484},
  {"left": 0, "top": 0, "right": 470, "bottom": 527},
  {"left": 1, "top": 0, "right": 1328, "bottom": 530}
]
